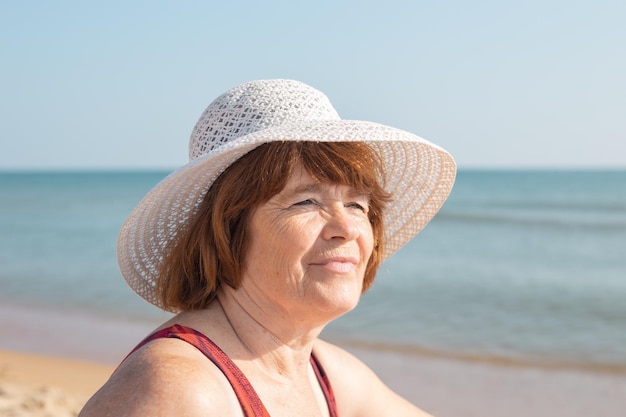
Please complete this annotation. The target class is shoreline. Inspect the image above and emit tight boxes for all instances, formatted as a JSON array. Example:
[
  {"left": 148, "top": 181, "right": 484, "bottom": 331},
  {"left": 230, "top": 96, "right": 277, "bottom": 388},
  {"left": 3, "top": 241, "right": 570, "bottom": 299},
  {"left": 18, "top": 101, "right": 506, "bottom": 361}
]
[
  {"left": 334, "top": 337, "right": 626, "bottom": 376},
  {"left": 2, "top": 302, "right": 625, "bottom": 416}
]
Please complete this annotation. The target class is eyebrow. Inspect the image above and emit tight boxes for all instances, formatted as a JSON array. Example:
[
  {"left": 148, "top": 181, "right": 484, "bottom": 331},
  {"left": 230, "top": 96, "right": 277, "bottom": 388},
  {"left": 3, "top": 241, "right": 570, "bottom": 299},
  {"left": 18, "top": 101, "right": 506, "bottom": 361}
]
[
  {"left": 292, "top": 183, "right": 322, "bottom": 194},
  {"left": 290, "top": 183, "right": 369, "bottom": 198}
]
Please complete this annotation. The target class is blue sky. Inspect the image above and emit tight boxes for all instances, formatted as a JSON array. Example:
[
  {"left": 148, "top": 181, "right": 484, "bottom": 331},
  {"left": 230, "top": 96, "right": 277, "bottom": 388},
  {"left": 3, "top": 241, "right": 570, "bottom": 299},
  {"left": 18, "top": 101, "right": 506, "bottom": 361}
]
[{"left": 1, "top": 1, "right": 624, "bottom": 169}]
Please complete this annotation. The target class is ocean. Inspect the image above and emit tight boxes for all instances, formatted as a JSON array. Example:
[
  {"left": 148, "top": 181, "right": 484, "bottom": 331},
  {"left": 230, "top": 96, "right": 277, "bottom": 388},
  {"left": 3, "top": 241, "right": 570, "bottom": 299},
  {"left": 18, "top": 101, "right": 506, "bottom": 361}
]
[{"left": 1, "top": 170, "right": 625, "bottom": 373}]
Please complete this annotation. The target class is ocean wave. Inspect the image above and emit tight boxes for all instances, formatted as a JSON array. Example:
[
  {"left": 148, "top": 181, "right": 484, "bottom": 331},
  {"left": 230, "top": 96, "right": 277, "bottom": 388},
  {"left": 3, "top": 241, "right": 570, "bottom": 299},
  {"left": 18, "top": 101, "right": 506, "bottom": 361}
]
[
  {"left": 466, "top": 200, "right": 626, "bottom": 213},
  {"left": 435, "top": 210, "right": 626, "bottom": 230}
]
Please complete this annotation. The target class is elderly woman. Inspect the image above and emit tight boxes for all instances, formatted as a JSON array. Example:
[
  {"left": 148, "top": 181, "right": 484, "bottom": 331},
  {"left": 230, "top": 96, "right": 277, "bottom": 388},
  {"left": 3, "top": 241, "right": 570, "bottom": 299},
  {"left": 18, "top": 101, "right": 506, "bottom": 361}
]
[{"left": 79, "top": 79, "right": 456, "bottom": 417}]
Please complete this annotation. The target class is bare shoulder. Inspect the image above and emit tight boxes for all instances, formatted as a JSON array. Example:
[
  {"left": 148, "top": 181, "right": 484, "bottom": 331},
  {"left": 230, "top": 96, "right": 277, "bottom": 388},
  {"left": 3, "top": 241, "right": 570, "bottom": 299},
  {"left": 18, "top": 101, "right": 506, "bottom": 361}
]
[
  {"left": 79, "top": 338, "right": 242, "bottom": 417},
  {"left": 313, "top": 339, "right": 436, "bottom": 417}
]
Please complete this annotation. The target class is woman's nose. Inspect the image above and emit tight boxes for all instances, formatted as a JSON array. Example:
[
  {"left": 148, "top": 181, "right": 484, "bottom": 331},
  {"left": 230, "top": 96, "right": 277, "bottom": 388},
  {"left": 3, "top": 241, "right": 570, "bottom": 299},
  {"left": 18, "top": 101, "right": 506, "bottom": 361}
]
[{"left": 321, "top": 206, "right": 360, "bottom": 241}]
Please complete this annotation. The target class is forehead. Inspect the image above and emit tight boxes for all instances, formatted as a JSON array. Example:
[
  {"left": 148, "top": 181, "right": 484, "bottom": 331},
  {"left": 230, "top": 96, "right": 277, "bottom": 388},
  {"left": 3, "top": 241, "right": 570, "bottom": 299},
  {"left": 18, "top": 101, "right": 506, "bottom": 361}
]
[{"left": 280, "top": 162, "right": 367, "bottom": 197}]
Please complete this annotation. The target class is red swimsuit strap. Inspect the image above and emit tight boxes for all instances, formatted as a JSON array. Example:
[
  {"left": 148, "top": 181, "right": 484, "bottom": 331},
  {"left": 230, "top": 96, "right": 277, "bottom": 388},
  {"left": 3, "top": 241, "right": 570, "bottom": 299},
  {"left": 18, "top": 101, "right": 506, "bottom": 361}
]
[{"left": 123, "top": 324, "right": 338, "bottom": 417}]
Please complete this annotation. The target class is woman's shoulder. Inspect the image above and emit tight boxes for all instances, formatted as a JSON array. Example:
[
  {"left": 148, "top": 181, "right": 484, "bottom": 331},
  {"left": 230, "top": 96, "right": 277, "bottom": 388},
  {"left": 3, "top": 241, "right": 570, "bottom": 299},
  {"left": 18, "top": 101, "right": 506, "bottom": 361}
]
[
  {"left": 312, "top": 338, "right": 366, "bottom": 371},
  {"left": 312, "top": 339, "right": 383, "bottom": 415},
  {"left": 79, "top": 337, "right": 242, "bottom": 417},
  {"left": 312, "top": 339, "right": 435, "bottom": 417},
  {"left": 312, "top": 339, "right": 381, "bottom": 391}
]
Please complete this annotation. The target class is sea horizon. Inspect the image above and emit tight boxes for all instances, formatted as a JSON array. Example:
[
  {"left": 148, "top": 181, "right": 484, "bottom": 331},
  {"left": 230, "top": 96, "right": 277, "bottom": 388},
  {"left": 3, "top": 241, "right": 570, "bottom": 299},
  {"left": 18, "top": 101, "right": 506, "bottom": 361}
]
[{"left": 2, "top": 166, "right": 625, "bottom": 173}]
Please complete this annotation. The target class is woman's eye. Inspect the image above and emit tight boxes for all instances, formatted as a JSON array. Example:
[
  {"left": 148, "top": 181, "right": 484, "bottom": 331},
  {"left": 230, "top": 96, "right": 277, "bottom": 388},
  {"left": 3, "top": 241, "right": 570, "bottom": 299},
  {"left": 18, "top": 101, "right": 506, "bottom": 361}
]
[
  {"left": 293, "top": 199, "right": 316, "bottom": 206},
  {"left": 346, "top": 202, "right": 367, "bottom": 212}
]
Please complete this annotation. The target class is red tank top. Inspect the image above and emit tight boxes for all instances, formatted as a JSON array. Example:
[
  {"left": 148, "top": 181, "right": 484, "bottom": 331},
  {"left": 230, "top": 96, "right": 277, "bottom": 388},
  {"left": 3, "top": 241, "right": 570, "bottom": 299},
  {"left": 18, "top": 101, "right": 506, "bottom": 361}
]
[{"left": 124, "top": 324, "right": 339, "bottom": 417}]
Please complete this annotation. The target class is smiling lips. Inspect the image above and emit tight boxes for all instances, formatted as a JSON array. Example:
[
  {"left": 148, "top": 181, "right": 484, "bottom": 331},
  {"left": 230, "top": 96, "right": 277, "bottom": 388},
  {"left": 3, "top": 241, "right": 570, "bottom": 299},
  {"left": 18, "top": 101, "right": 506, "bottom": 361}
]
[{"left": 309, "top": 256, "right": 359, "bottom": 273}]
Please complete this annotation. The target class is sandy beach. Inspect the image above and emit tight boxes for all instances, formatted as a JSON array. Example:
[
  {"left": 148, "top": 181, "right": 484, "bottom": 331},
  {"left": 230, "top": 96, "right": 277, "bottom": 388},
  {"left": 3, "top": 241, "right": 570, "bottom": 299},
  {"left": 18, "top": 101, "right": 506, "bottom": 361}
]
[
  {"left": 1, "top": 302, "right": 625, "bottom": 417},
  {"left": 0, "top": 349, "right": 111, "bottom": 417}
]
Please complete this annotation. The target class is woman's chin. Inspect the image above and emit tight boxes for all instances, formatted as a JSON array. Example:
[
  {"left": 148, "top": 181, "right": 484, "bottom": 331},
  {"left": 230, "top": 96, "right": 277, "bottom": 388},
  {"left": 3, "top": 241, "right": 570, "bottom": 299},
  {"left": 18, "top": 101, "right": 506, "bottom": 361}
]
[{"left": 305, "top": 283, "right": 363, "bottom": 319}]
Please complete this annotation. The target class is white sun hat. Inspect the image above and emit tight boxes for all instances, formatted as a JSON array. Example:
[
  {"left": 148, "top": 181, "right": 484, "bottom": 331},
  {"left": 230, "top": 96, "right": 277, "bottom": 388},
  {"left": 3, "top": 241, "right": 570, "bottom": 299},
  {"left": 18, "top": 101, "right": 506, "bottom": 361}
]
[{"left": 118, "top": 79, "right": 456, "bottom": 309}]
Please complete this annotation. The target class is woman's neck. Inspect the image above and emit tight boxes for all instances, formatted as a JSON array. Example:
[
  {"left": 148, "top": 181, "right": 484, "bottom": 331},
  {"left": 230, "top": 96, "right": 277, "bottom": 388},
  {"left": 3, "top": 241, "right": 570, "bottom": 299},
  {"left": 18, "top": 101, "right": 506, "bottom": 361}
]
[{"left": 214, "top": 287, "right": 326, "bottom": 376}]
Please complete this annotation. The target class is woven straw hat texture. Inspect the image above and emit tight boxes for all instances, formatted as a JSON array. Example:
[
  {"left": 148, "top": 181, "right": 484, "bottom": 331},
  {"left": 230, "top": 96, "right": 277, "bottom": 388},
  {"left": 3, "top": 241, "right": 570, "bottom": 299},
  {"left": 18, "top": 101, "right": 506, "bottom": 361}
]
[{"left": 117, "top": 79, "right": 457, "bottom": 310}]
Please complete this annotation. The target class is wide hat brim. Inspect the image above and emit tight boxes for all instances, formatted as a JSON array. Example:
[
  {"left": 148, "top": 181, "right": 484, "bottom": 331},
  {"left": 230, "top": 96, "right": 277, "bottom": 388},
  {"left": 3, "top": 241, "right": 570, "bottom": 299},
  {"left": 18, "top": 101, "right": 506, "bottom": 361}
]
[{"left": 117, "top": 119, "right": 456, "bottom": 310}]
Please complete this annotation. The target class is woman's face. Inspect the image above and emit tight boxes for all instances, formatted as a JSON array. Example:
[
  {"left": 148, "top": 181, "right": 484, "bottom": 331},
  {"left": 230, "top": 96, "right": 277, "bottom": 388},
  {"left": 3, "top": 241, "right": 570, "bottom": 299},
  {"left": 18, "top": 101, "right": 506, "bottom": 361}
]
[{"left": 241, "top": 162, "right": 375, "bottom": 324}]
